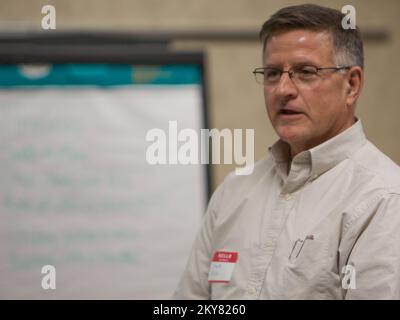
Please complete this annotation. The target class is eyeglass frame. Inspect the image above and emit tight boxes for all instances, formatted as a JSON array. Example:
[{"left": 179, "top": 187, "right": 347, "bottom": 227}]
[{"left": 252, "top": 65, "right": 353, "bottom": 86}]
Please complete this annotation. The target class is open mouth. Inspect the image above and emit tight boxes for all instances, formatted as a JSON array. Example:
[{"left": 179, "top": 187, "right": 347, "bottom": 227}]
[{"left": 279, "top": 109, "right": 302, "bottom": 115}]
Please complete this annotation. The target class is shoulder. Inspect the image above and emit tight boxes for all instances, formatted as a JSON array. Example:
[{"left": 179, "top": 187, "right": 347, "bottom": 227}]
[
  {"left": 341, "top": 141, "right": 400, "bottom": 232},
  {"left": 348, "top": 140, "right": 400, "bottom": 194}
]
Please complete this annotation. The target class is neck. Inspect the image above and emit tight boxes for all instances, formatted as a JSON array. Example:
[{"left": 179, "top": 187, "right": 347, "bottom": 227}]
[{"left": 289, "top": 117, "right": 356, "bottom": 160}]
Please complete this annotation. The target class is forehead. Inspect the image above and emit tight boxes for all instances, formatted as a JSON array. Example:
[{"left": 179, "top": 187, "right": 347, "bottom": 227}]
[{"left": 263, "top": 29, "right": 334, "bottom": 65}]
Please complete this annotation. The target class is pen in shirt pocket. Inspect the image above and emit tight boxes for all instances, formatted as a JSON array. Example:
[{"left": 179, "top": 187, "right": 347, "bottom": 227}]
[{"left": 289, "top": 234, "right": 314, "bottom": 262}]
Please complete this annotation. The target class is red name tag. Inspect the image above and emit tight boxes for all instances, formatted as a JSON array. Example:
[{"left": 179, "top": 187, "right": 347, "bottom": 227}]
[
  {"left": 208, "top": 251, "right": 238, "bottom": 283},
  {"left": 212, "top": 251, "right": 238, "bottom": 263}
]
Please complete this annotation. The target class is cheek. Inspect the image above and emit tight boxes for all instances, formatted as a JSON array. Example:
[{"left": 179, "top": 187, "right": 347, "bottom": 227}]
[
  {"left": 316, "top": 93, "right": 345, "bottom": 120},
  {"left": 302, "top": 87, "right": 343, "bottom": 121},
  {"left": 317, "top": 80, "right": 347, "bottom": 111},
  {"left": 264, "top": 90, "right": 275, "bottom": 116}
]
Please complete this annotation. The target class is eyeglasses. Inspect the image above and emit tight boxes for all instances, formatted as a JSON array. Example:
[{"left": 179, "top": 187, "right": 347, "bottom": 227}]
[{"left": 253, "top": 65, "right": 352, "bottom": 86}]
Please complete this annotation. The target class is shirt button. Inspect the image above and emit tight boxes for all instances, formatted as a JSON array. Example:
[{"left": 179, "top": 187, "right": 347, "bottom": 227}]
[
  {"left": 247, "top": 287, "right": 257, "bottom": 295},
  {"left": 282, "top": 193, "right": 291, "bottom": 200},
  {"left": 265, "top": 240, "right": 273, "bottom": 248}
]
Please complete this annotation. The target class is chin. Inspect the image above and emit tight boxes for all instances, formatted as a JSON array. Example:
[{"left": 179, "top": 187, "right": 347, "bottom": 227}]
[{"left": 275, "top": 124, "right": 307, "bottom": 144}]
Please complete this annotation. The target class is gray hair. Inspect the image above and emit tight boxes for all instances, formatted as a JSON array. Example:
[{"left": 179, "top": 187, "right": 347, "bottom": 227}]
[{"left": 259, "top": 4, "right": 364, "bottom": 68}]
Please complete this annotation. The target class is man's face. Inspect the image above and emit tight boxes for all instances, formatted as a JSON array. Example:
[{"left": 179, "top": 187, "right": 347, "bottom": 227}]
[{"left": 263, "top": 29, "right": 355, "bottom": 155}]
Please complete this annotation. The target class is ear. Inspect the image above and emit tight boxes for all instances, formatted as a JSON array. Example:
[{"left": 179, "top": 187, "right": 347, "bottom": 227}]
[{"left": 345, "top": 66, "right": 364, "bottom": 108}]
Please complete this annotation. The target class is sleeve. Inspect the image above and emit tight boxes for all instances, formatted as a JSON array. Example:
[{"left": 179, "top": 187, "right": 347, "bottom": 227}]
[
  {"left": 343, "top": 192, "right": 400, "bottom": 299},
  {"left": 171, "top": 177, "right": 228, "bottom": 300}
]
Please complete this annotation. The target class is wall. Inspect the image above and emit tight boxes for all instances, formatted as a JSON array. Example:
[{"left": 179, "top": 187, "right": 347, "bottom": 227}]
[{"left": 1, "top": 0, "right": 399, "bottom": 191}]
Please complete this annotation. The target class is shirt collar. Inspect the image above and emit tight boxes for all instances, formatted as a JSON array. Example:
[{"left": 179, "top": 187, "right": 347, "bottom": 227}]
[{"left": 269, "top": 119, "right": 367, "bottom": 180}]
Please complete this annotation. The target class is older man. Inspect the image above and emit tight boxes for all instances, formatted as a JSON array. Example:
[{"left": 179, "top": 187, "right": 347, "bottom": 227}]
[{"left": 173, "top": 4, "right": 400, "bottom": 299}]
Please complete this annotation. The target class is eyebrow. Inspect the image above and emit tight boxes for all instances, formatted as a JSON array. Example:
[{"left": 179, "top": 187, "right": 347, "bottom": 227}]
[
  {"left": 263, "top": 64, "right": 281, "bottom": 68},
  {"left": 264, "top": 61, "right": 320, "bottom": 68}
]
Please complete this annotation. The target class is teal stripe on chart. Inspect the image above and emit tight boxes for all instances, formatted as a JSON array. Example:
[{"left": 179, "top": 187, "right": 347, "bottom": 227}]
[{"left": 0, "top": 64, "right": 201, "bottom": 87}]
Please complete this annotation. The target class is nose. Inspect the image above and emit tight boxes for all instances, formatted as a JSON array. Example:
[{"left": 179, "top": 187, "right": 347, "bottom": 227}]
[{"left": 274, "top": 71, "right": 299, "bottom": 99}]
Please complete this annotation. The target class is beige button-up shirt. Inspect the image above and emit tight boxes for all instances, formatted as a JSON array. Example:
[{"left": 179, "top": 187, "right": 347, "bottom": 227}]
[{"left": 173, "top": 120, "right": 400, "bottom": 299}]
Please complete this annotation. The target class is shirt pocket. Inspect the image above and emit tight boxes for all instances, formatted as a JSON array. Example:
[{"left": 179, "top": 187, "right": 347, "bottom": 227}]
[{"left": 279, "top": 235, "right": 330, "bottom": 298}]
